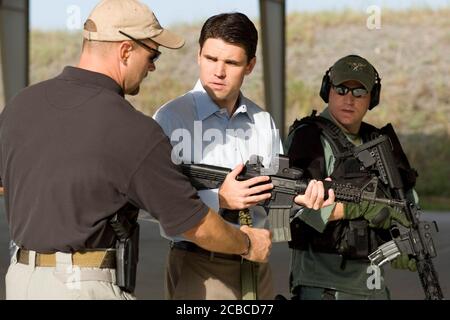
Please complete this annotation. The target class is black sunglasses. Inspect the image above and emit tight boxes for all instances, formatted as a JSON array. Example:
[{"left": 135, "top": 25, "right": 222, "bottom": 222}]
[
  {"left": 119, "top": 30, "right": 162, "bottom": 63},
  {"left": 332, "top": 84, "right": 369, "bottom": 98}
]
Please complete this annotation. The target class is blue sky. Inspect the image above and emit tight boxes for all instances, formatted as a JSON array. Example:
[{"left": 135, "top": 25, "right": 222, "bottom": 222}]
[{"left": 31, "top": 0, "right": 449, "bottom": 30}]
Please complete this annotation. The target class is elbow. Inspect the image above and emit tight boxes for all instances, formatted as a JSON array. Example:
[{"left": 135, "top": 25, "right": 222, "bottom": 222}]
[{"left": 182, "top": 215, "right": 210, "bottom": 244}]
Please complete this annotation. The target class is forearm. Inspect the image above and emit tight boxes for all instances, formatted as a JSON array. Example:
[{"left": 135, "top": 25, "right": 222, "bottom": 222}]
[
  {"left": 296, "top": 205, "right": 329, "bottom": 233},
  {"left": 182, "top": 209, "right": 248, "bottom": 255},
  {"left": 299, "top": 202, "right": 343, "bottom": 233},
  {"left": 328, "top": 202, "right": 344, "bottom": 221}
]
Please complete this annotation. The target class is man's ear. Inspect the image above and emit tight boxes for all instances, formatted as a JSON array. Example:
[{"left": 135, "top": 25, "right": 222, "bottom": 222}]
[
  {"left": 245, "top": 57, "right": 256, "bottom": 75},
  {"left": 119, "top": 41, "right": 133, "bottom": 64}
]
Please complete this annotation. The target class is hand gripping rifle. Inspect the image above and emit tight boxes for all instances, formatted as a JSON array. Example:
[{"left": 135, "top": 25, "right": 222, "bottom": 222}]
[
  {"left": 181, "top": 155, "right": 404, "bottom": 243},
  {"left": 352, "top": 130, "right": 443, "bottom": 300}
]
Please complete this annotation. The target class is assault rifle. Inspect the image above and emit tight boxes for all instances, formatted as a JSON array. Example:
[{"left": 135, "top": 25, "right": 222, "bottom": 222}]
[
  {"left": 181, "top": 155, "right": 404, "bottom": 243},
  {"left": 352, "top": 128, "right": 443, "bottom": 300}
]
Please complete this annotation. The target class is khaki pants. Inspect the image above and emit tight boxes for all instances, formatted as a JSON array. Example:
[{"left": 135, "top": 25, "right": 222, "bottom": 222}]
[
  {"left": 165, "top": 246, "right": 274, "bottom": 300},
  {"left": 6, "top": 249, "right": 135, "bottom": 300}
]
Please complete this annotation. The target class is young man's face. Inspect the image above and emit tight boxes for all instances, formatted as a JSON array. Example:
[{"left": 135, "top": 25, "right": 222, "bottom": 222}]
[
  {"left": 328, "top": 80, "right": 371, "bottom": 134},
  {"left": 198, "top": 38, "right": 256, "bottom": 110}
]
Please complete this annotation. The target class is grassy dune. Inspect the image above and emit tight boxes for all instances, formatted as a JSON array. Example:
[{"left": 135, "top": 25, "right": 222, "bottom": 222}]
[{"left": 9, "top": 9, "right": 450, "bottom": 209}]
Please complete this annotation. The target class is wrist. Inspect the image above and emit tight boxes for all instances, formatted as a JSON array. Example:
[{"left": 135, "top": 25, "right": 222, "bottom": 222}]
[
  {"left": 240, "top": 232, "right": 251, "bottom": 257},
  {"left": 218, "top": 188, "right": 227, "bottom": 209}
]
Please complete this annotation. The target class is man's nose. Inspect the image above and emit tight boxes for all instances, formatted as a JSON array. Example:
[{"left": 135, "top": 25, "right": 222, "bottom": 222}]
[
  {"left": 343, "top": 91, "right": 355, "bottom": 103},
  {"left": 214, "top": 62, "right": 226, "bottom": 78}
]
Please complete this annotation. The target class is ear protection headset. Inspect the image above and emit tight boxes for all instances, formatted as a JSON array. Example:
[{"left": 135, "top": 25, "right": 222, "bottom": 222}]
[{"left": 319, "top": 56, "right": 382, "bottom": 110}]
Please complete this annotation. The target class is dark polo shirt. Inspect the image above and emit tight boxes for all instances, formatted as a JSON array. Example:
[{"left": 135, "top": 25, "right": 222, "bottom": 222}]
[{"left": 0, "top": 66, "right": 208, "bottom": 253}]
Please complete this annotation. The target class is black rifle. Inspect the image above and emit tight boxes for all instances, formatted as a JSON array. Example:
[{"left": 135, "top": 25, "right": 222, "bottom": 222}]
[
  {"left": 109, "top": 203, "right": 140, "bottom": 293},
  {"left": 181, "top": 155, "right": 404, "bottom": 243},
  {"left": 352, "top": 132, "right": 443, "bottom": 300}
]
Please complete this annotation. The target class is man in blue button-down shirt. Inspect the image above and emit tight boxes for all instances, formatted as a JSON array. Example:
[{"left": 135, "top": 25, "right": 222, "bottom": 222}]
[{"left": 154, "top": 12, "right": 334, "bottom": 300}]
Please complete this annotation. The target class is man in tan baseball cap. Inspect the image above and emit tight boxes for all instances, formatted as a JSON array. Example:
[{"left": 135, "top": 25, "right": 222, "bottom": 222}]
[
  {"left": 3, "top": 0, "right": 273, "bottom": 300},
  {"left": 79, "top": 0, "right": 184, "bottom": 95}
]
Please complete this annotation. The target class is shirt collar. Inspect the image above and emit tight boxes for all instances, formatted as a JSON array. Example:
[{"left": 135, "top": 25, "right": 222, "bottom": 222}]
[
  {"left": 58, "top": 66, "right": 124, "bottom": 97},
  {"left": 191, "top": 80, "right": 253, "bottom": 123}
]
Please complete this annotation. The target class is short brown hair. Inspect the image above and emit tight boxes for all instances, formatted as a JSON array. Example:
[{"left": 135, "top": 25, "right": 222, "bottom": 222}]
[{"left": 199, "top": 12, "right": 258, "bottom": 61}]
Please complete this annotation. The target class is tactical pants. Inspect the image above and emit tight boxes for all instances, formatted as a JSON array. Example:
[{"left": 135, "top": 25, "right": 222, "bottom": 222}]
[{"left": 6, "top": 249, "right": 135, "bottom": 300}]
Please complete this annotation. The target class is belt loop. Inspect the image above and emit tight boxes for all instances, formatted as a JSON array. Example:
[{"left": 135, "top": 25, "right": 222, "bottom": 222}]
[
  {"left": 28, "top": 250, "right": 36, "bottom": 268},
  {"left": 10, "top": 244, "right": 19, "bottom": 264},
  {"left": 209, "top": 252, "right": 214, "bottom": 261},
  {"left": 9, "top": 241, "right": 18, "bottom": 262},
  {"left": 55, "top": 252, "right": 73, "bottom": 273}
]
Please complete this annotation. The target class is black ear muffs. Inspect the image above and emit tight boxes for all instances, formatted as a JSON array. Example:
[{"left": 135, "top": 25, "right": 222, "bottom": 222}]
[
  {"left": 319, "top": 68, "right": 332, "bottom": 103},
  {"left": 368, "top": 71, "right": 381, "bottom": 110},
  {"left": 319, "top": 66, "right": 382, "bottom": 110}
]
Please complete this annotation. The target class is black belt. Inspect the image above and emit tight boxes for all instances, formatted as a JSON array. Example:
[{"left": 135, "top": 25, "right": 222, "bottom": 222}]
[{"left": 170, "top": 241, "right": 243, "bottom": 261}]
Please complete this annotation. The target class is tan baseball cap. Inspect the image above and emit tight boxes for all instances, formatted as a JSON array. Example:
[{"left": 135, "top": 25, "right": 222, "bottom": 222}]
[{"left": 83, "top": 0, "right": 184, "bottom": 49}]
